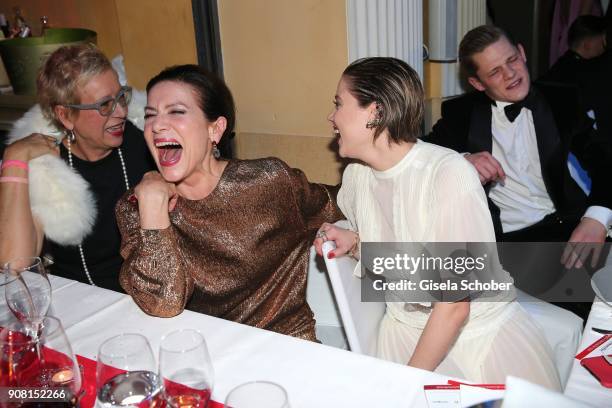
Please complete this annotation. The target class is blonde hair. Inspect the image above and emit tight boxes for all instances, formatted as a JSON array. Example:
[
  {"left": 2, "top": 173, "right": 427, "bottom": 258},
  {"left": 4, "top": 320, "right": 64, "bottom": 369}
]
[
  {"left": 342, "top": 57, "right": 424, "bottom": 143},
  {"left": 36, "top": 43, "right": 113, "bottom": 130}
]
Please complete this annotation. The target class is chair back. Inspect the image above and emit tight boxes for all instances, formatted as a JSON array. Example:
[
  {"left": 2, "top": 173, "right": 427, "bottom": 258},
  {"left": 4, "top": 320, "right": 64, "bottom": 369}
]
[
  {"left": 306, "top": 246, "right": 347, "bottom": 349},
  {"left": 322, "top": 241, "right": 386, "bottom": 355}
]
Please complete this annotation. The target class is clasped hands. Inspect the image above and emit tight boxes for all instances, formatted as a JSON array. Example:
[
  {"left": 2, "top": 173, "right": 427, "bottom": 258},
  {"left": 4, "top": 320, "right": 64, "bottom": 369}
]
[{"left": 465, "top": 151, "right": 607, "bottom": 269}]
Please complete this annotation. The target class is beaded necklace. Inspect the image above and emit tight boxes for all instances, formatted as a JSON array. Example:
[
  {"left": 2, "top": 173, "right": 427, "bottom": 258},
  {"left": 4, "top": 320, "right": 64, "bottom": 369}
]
[{"left": 66, "top": 137, "right": 129, "bottom": 286}]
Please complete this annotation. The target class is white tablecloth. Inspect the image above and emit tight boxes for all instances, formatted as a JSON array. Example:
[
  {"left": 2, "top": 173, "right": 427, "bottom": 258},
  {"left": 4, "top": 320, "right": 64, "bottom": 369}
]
[
  {"left": 564, "top": 299, "right": 612, "bottom": 406},
  {"left": 36, "top": 276, "right": 457, "bottom": 407}
]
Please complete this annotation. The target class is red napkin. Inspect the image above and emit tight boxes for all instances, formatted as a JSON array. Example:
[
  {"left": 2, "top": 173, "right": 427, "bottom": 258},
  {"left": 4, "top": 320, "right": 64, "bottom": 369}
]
[
  {"left": 77, "top": 354, "right": 224, "bottom": 408},
  {"left": 0, "top": 331, "right": 75, "bottom": 388}
]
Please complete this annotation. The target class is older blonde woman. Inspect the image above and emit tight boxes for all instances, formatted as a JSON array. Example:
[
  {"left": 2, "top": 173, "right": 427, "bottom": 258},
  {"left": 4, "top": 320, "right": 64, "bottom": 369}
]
[{"left": 0, "top": 44, "right": 154, "bottom": 290}]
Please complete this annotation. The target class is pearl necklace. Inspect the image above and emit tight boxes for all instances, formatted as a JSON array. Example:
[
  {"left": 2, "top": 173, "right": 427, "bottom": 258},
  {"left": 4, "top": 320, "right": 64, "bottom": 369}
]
[{"left": 66, "top": 137, "right": 129, "bottom": 286}]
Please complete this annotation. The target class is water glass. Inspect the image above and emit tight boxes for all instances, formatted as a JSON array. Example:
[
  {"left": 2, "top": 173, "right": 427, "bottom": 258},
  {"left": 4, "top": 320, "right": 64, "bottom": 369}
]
[
  {"left": 4, "top": 256, "right": 52, "bottom": 326},
  {"left": 225, "top": 381, "right": 290, "bottom": 408},
  {"left": 159, "top": 329, "right": 214, "bottom": 408},
  {"left": 96, "top": 333, "right": 160, "bottom": 407}
]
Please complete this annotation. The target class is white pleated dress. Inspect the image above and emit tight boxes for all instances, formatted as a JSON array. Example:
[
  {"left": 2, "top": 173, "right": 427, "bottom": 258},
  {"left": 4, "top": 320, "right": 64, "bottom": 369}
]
[{"left": 337, "top": 140, "right": 561, "bottom": 389}]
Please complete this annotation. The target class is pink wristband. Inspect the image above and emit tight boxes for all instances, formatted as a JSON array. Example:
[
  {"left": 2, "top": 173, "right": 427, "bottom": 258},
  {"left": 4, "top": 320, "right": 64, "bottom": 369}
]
[
  {"left": 0, "top": 176, "right": 29, "bottom": 184},
  {"left": 1, "top": 160, "right": 28, "bottom": 171}
]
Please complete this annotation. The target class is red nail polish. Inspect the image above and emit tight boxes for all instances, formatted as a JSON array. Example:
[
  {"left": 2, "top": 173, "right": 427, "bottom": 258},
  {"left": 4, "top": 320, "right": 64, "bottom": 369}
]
[
  {"left": 128, "top": 194, "right": 138, "bottom": 204},
  {"left": 327, "top": 252, "right": 335, "bottom": 259}
]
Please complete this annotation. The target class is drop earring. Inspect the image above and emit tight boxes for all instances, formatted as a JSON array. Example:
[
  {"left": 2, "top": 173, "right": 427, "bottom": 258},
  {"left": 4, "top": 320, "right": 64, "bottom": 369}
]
[
  {"left": 212, "top": 141, "right": 221, "bottom": 159},
  {"left": 67, "top": 129, "right": 76, "bottom": 143}
]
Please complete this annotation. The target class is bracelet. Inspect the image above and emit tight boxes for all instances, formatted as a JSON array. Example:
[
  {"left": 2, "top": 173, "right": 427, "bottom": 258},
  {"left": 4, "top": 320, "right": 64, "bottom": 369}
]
[
  {"left": 348, "top": 233, "right": 360, "bottom": 259},
  {"left": 0, "top": 176, "right": 29, "bottom": 184},
  {"left": 1, "top": 160, "right": 28, "bottom": 171}
]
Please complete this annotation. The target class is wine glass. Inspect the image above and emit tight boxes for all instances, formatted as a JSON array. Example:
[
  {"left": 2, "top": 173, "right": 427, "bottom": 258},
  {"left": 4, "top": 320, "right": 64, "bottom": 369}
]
[
  {"left": 225, "top": 381, "right": 290, "bottom": 408},
  {"left": 4, "top": 256, "right": 52, "bottom": 326},
  {"left": 96, "top": 333, "right": 160, "bottom": 407},
  {"left": 0, "top": 316, "right": 82, "bottom": 406},
  {"left": 159, "top": 329, "right": 214, "bottom": 408}
]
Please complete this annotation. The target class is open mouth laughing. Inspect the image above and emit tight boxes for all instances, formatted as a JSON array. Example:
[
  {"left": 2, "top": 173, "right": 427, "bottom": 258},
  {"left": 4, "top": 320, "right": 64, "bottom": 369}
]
[
  {"left": 332, "top": 125, "right": 341, "bottom": 137},
  {"left": 154, "top": 138, "right": 183, "bottom": 166},
  {"left": 104, "top": 121, "right": 125, "bottom": 137},
  {"left": 105, "top": 121, "right": 126, "bottom": 138}
]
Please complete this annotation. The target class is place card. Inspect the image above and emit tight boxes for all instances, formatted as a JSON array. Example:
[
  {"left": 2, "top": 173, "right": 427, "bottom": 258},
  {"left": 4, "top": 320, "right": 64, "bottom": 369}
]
[{"left": 575, "top": 334, "right": 612, "bottom": 360}]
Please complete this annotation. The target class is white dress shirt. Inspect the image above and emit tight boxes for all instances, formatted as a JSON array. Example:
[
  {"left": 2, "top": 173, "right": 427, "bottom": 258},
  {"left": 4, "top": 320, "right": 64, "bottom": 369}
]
[{"left": 488, "top": 101, "right": 612, "bottom": 235}]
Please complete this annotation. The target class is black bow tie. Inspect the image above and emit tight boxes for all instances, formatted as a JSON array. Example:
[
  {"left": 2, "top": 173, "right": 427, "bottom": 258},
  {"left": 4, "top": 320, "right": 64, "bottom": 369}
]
[
  {"left": 488, "top": 90, "right": 536, "bottom": 123},
  {"left": 503, "top": 102, "right": 525, "bottom": 123}
]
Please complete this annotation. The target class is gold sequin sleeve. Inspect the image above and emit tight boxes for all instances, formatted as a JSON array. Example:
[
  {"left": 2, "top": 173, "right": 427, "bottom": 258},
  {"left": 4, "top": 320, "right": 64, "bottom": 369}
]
[
  {"left": 281, "top": 163, "right": 342, "bottom": 235},
  {"left": 116, "top": 195, "right": 194, "bottom": 317},
  {"left": 115, "top": 158, "right": 343, "bottom": 339}
]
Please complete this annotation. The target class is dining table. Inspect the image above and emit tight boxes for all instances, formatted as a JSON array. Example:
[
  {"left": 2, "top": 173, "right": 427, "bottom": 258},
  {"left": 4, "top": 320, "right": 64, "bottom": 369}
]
[
  {"left": 1, "top": 274, "right": 465, "bottom": 407},
  {"left": 564, "top": 298, "right": 612, "bottom": 407}
]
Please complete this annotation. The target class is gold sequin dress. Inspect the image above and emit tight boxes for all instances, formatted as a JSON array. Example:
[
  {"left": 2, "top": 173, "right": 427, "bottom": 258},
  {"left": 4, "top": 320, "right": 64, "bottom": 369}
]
[{"left": 116, "top": 158, "right": 342, "bottom": 341}]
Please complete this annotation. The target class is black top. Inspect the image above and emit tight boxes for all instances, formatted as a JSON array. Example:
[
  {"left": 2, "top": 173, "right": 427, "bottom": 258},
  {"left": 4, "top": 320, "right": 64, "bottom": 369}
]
[
  {"left": 579, "top": 51, "right": 612, "bottom": 142},
  {"left": 46, "top": 121, "right": 155, "bottom": 291},
  {"left": 540, "top": 50, "right": 587, "bottom": 88}
]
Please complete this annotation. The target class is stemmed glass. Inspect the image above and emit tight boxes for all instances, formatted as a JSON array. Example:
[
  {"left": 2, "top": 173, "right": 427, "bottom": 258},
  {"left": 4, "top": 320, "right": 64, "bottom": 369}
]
[
  {"left": 225, "top": 381, "right": 290, "bottom": 408},
  {"left": 0, "top": 316, "right": 82, "bottom": 406},
  {"left": 96, "top": 333, "right": 161, "bottom": 407},
  {"left": 159, "top": 329, "right": 214, "bottom": 408},
  {"left": 4, "top": 256, "right": 52, "bottom": 327}
]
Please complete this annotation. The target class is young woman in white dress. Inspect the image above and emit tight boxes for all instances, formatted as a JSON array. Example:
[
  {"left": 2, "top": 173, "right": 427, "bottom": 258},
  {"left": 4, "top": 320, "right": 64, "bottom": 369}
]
[{"left": 314, "top": 57, "right": 561, "bottom": 389}]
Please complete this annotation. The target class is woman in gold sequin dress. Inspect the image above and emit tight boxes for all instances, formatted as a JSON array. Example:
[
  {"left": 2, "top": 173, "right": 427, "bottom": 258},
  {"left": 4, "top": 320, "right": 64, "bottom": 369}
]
[{"left": 116, "top": 65, "right": 342, "bottom": 341}]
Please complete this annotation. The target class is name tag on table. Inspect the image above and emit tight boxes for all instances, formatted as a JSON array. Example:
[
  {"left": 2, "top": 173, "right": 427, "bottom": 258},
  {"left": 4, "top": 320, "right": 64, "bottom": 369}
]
[
  {"left": 575, "top": 334, "right": 612, "bottom": 360},
  {"left": 575, "top": 335, "right": 612, "bottom": 388},
  {"left": 424, "top": 381, "right": 504, "bottom": 408}
]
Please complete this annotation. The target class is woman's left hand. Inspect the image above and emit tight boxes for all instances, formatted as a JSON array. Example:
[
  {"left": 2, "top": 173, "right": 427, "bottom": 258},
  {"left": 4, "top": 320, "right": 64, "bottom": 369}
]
[{"left": 314, "top": 222, "right": 359, "bottom": 259}]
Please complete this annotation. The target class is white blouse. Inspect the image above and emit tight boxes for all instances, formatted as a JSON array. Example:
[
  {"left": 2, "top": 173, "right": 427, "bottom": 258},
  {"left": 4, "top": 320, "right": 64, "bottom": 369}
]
[{"left": 337, "top": 140, "right": 516, "bottom": 330}]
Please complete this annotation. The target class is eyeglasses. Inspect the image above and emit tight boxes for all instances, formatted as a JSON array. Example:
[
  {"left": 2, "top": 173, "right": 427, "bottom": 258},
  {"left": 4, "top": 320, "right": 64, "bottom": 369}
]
[{"left": 65, "top": 86, "right": 132, "bottom": 116}]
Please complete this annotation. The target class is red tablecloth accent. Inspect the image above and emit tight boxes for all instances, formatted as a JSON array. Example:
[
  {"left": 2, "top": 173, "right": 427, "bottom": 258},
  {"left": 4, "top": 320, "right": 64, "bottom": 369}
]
[{"left": 77, "top": 354, "right": 223, "bottom": 408}]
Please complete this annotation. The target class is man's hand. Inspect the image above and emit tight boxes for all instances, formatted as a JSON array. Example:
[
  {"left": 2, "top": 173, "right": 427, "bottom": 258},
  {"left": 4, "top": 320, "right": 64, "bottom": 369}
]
[
  {"left": 561, "top": 217, "right": 607, "bottom": 269},
  {"left": 464, "top": 151, "right": 506, "bottom": 185}
]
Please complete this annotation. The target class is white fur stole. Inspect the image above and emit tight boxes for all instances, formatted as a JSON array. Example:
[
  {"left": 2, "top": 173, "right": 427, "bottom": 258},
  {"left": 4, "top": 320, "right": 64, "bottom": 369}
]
[{"left": 5, "top": 91, "right": 146, "bottom": 246}]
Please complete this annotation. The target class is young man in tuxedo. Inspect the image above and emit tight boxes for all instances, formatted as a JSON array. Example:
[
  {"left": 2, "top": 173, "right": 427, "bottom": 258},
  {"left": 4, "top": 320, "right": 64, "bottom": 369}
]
[{"left": 424, "top": 25, "right": 612, "bottom": 319}]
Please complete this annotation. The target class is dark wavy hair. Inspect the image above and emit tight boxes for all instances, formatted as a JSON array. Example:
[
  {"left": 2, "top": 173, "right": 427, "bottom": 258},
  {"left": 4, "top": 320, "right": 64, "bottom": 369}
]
[
  {"left": 342, "top": 57, "right": 424, "bottom": 144},
  {"left": 146, "top": 64, "right": 235, "bottom": 142}
]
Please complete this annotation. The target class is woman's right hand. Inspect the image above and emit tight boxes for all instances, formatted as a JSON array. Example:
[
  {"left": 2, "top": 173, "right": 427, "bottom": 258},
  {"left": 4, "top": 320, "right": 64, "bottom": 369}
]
[
  {"left": 134, "top": 171, "right": 178, "bottom": 229},
  {"left": 314, "top": 222, "right": 359, "bottom": 259},
  {"left": 3, "top": 133, "right": 60, "bottom": 162}
]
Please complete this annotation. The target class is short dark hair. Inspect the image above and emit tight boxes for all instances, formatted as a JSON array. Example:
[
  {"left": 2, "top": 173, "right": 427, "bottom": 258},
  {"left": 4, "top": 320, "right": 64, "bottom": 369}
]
[
  {"left": 146, "top": 64, "right": 235, "bottom": 141},
  {"left": 342, "top": 57, "right": 423, "bottom": 144},
  {"left": 568, "top": 15, "right": 606, "bottom": 49},
  {"left": 459, "top": 25, "right": 517, "bottom": 78}
]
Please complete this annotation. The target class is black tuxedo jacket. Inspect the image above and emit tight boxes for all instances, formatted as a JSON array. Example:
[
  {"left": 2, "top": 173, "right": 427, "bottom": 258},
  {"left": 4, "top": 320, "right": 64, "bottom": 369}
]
[
  {"left": 423, "top": 82, "right": 612, "bottom": 236},
  {"left": 580, "top": 51, "right": 612, "bottom": 143}
]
